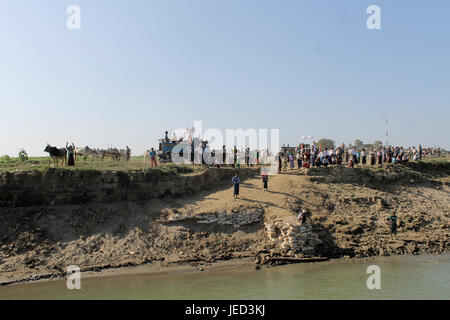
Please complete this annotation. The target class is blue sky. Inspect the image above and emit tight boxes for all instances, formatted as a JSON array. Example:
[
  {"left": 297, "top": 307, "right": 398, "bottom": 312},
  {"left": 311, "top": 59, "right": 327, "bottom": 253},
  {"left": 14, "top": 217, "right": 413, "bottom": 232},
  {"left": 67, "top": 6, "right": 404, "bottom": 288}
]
[{"left": 1, "top": 0, "right": 449, "bottom": 156}]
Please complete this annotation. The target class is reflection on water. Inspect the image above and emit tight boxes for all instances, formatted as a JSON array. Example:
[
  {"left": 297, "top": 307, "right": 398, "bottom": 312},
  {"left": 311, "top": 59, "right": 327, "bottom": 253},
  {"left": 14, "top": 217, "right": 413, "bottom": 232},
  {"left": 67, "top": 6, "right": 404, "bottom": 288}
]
[{"left": 0, "top": 254, "right": 449, "bottom": 300}]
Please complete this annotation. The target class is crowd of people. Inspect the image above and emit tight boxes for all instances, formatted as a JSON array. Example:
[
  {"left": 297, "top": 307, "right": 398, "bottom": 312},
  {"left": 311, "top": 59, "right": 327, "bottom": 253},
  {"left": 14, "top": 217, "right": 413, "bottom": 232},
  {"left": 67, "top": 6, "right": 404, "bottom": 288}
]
[{"left": 276, "top": 142, "right": 433, "bottom": 173}]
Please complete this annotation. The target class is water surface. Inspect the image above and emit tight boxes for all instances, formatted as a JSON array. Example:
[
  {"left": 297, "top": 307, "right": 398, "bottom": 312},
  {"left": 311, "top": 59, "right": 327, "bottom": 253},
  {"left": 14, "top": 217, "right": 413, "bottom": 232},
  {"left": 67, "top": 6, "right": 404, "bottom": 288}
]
[{"left": 0, "top": 254, "right": 449, "bottom": 299}]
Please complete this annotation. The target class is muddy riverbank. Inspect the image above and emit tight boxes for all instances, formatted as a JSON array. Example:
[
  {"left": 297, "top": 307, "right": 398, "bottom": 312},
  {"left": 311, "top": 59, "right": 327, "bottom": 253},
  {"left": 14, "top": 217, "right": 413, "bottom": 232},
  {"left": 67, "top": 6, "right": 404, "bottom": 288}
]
[{"left": 0, "top": 161, "right": 449, "bottom": 286}]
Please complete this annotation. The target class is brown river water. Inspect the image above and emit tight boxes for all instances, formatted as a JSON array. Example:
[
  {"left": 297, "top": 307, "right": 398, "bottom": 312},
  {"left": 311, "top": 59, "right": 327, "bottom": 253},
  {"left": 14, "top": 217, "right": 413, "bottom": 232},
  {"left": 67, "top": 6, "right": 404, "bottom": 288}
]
[{"left": 0, "top": 254, "right": 448, "bottom": 299}]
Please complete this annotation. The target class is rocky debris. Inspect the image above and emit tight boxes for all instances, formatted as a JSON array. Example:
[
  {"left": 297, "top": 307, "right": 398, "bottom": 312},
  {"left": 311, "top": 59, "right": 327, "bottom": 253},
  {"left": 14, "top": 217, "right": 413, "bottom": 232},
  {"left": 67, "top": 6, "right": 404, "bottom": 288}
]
[
  {"left": 375, "top": 198, "right": 388, "bottom": 210},
  {"left": 286, "top": 198, "right": 303, "bottom": 212},
  {"left": 166, "top": 209, "right": 264, "bottom": 227},
  {"left": 264, "top": 220, "right": 322, "bottom": 255},
  {"left": 398, "top": 213, "right": 434, "bottom": 232}
]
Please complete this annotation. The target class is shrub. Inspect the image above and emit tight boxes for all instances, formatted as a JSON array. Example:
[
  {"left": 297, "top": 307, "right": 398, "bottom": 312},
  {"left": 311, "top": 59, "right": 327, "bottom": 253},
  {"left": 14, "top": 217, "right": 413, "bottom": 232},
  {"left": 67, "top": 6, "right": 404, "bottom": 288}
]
[{"left": 19, "top": 149, "right": 29, "bottom": 162}]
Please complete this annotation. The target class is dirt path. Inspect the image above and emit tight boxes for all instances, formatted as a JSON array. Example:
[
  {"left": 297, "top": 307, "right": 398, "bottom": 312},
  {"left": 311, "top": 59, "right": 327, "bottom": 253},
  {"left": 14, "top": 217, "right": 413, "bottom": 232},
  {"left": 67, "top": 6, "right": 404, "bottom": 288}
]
[{"left": 168, "top": 170, "right": 306, "bottom": 223}]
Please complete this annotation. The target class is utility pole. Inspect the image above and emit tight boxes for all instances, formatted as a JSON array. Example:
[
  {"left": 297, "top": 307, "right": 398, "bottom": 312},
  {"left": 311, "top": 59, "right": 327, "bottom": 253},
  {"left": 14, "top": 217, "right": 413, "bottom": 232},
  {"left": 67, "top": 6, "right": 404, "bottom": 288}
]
[{"left": 385, "top": 119, "right": 389, "bottom": 147}]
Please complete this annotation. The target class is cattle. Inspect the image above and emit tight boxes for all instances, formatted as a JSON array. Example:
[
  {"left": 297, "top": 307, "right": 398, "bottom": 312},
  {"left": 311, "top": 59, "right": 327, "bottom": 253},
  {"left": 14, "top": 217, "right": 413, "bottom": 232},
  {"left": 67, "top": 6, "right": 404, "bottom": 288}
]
[
  {"left": 101, "top": 148, "right": 121, "bottom": 160},
  {"left": 44, "top": 144, "right": 67, "bottom": 166},
  {"left": 92, "top": 148, "right": 102, "bottom": 160},
  {"left": 118, "top": 146, "right": 131, "bottom": 161},
  {"left": 144, "top": 150, "right": 151, "bottom": 162},
  {"left": 74, "top": 146, "right": 96, "bottom": 160},
  {"left": 119, "top": 149, "right": 127, "bottom": 160}
]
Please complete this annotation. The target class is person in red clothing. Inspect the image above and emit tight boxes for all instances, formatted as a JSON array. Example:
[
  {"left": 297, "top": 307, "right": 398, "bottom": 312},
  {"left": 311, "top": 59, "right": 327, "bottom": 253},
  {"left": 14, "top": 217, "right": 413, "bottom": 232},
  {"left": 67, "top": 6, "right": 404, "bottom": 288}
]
[
  {"left": 150, "top": 148, "right": 157, "bottom": 167},
  {"left": 261, "top": 170, "right": 268, "bottom": 191}
]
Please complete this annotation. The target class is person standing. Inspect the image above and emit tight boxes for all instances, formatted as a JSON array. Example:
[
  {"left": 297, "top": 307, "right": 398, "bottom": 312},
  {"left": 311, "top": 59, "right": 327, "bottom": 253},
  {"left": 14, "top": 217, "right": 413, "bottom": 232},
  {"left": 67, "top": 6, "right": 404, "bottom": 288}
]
[
  {"left": 297, "top": 150, "right": 302, "bottom": 168},
  {"left": 361, "top": 148, "right": 367, "bottom": 166},
  {"left": 150, "top": 147, "right": 157, "bottom": 167},
  {"left": 233, "top": 146, "right": 237, "bottom": 167},
  {"left": 370, "top": 149, "right": 376, "bottom": 165},
  {"left": 278, "top": 152, "right": 282, "bottom": 173},
  {"left": 418, "top": 144, "right": 423, "bottom": 160},
  {"left": 351, "top": 148, "right": 357, "bottom": 166},
  {"left": 232, "top": 172, "right": 240, "bottom": 198},
  {"left": 222, "top": 145, "right": 227, "bottom": 165},
  {"left": 386, "top": 148, "right": 392, "bottom": 164},
  {"left": 413, "top": 147, "right": 419, "bottom": 161},
  {"left": 387, "top": 212, "right": 399, "bottom": 239},
  {"left": 126, "top": 145, "right": 131, "bottom": 161},
  {"left": 66, "top": 142, "right": 75, "bottom": 166},
  {"left": 262, "top": 170, "right": 268, "bottom": 191},
  {"left": 245, "top": 147, "right": 250, "bottom": 166},
  {"left": 298, "top": 210, "right": 307, "bottom": 224},
  {"left": 310, "top": 150, "right": 316, "bottom": 168}
]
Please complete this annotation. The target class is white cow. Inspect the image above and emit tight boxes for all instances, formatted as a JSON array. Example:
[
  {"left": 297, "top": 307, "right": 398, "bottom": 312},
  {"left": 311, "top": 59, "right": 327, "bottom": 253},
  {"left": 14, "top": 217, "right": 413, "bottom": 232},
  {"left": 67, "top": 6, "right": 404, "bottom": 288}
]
[
  {"left": 75, "top": 146, "right": 96, "bottom": 160},
  {"left": 119, "top": 146, "right": 131, "bottom": 161},
  {"left": 144, "top": 150, "right": 151, "bottom": 162}
]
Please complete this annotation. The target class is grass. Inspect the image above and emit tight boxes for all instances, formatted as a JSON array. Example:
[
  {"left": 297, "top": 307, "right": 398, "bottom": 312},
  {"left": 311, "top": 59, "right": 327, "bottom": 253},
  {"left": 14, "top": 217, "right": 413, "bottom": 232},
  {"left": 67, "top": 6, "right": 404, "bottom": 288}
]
[
  {"left": 0, "top": 155, "right": 204, "bottom": 175},
  {"left": 419, "top": 156, "right": 450, "bottom": 164}
]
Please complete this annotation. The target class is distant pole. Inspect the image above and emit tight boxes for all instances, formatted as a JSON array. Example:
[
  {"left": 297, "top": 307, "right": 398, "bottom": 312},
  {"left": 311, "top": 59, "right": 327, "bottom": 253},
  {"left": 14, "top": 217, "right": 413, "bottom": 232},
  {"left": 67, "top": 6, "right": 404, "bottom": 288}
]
[{"left": 385, "top": 119, "right": 389, "bottom": 147}]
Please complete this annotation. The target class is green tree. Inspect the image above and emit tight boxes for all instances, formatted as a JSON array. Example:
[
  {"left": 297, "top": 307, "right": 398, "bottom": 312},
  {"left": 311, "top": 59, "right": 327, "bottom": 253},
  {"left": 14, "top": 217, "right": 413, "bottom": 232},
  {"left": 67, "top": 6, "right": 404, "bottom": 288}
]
[
  {"left": 354, "top": 139, "right": 364, "bottom": 149},
  {"left": 373, "top": 140, "right": 383, "bottom": 149},
  {"left": 317, "top": 139, "right": 335, "bottom": 149}
]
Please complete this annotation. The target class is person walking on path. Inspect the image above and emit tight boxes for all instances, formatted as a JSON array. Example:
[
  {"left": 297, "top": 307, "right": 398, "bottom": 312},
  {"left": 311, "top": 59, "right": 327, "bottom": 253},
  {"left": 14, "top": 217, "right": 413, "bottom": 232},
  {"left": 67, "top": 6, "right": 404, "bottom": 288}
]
[
  {"left": 387, "top": 212, "right": 399, "bottom": 239},
  {"left": 66, "top": 142, "right": 76, "bottom": 166},
  {"left": 232, "top": 172, "right": 240, "bottom": 198},
  {"left": 261, "top": 170, "right": 268, "bottom": 191},
  {"left": 150, "top": 148, "right": 158, "bottom": 167}
]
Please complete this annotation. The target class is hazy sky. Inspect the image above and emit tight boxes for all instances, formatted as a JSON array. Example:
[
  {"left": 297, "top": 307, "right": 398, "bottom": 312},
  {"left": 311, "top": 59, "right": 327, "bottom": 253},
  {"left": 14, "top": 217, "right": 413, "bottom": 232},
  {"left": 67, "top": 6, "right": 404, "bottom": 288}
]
[{"left": 1, "top": 0, "right": 449, "bottom": 156}]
